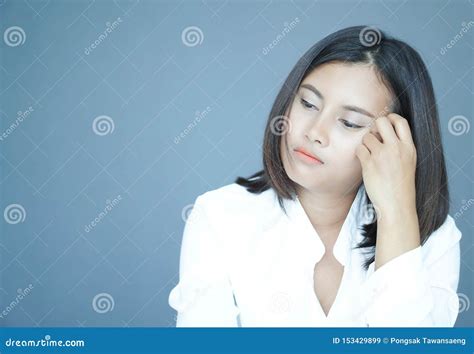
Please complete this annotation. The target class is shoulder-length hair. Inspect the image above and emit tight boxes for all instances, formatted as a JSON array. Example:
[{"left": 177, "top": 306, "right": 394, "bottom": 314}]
[{"left": 235, "top": 25, "right": 449, "bottom": 270}]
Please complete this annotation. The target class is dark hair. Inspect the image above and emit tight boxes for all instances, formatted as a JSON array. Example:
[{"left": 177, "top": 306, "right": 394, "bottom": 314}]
[{"left": 235, "top": 25, "right": 449, "bottom": 270}]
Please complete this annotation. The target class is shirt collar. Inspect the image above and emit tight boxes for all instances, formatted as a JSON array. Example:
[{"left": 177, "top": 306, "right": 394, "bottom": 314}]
[{"left": 282, "top": 183, "right": 368, "bottom": 266}]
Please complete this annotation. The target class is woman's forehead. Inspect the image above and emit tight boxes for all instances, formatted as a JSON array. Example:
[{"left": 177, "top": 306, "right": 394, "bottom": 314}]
[{"left": 300, "top": 62, "right": 393, "bottom": 113}]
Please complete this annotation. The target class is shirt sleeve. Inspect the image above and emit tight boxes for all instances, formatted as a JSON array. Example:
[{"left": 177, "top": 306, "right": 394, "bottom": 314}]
[
  {"left": 360, "top": 214, "right": 462, "bottom": 327},
  {"left": 168, "top": 194, "right": 240, "bottom": 327}
]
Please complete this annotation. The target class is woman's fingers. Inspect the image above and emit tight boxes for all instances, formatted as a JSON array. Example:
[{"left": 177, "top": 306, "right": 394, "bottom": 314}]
[
  {"left": 386, "top": 113, "right": 415, "bottom": 144},
  {"left": 355, "top": 143, "right": 370, "bottom": 164},
  {"left": 369, "top": 122, "right": 383, "bottom": 142},
  {"left": 362, "top": 132, "right": 382, "bottom": 153},
  {"left": 373, "top": 116, "right": 399, "bottom": 144},
  {"left": 361, "top": 113, "right": 415, "bottom": 160}
]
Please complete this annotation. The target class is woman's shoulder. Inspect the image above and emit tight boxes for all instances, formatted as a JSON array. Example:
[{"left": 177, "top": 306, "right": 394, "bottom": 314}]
[
  {"left": 421, "top": 214, "right": 462, "bottom": 265},
  {"left": 197, "top": 182, "right": 277, "bottom": 211},
  {"left": 425, "top": 214, "right": 462, "bottom": 245},
  {"left": 193, "top": 182, "right": 282, "bottom": 227}
]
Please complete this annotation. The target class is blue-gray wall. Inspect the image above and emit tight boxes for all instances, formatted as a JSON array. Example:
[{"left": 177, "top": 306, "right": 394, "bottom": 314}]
[{"left": 1, "top": 0, "right": 472, "bottom": 327}]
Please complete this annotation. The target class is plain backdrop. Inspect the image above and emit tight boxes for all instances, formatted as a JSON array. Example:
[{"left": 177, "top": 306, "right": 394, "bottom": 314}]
[{"left": 0, "top": 0, "right": 472, "bottom": 327}]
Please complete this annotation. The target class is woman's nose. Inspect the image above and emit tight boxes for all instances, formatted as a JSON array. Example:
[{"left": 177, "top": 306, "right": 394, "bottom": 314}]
[{"left": 306, "top": 116, "right": 330, "bottom": 147}]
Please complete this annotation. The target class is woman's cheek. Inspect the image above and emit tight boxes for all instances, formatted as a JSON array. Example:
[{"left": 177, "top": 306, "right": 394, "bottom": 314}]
[
  {"left": 289, "top": 110, "right": 306, "bottom": 131},
  {"left": 333, "top": 137, "right": 362, "bottom": 163}
]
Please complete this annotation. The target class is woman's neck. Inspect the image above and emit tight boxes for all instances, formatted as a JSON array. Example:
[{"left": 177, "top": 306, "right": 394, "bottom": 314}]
[{"left": 296, "top": 185, "right": 359, "bottom": 240}]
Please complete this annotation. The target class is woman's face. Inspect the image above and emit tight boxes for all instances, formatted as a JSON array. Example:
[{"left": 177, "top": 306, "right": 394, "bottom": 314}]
[{"left": 280, "top": 62, "right": 393, "bottom": 194}]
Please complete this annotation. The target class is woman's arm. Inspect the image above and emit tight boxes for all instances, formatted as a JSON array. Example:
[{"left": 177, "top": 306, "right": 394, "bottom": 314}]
[
  {"left": 168, "top": 194, "right": 240, "bottom": 327},
  {"left": 361, "top": 214, "right": 461, "bottom": 327},
  {"left": 356, "top": 113, "right": 462, "bottom": 326},
  {"left": 374, "top": 204, "right": 421, "bottom": 271},
  {"left": 356, "top": 113, "right": 422, "bottom": 271}
]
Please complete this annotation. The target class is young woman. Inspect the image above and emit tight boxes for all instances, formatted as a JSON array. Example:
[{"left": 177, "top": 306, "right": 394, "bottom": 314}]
[{"left": 168, "top": 25, "right": 462, "bottom": 327}]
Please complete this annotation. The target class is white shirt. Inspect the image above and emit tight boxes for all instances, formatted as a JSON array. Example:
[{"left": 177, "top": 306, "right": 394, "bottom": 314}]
[{"left": 168, "top": 182, "right": 462, "bottom": 327}]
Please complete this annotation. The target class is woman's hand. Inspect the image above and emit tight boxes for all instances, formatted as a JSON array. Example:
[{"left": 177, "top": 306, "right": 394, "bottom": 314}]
[
  {"left": 355, "top": 113, "right": 420, "bottom": 270},
  {"left": 355, "top": 113, "right": 417, "bottom": 218}
]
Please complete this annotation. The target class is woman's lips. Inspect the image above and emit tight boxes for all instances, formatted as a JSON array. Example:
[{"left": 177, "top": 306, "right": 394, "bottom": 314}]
[{"left": 293, "top": 148, "right": 324, "bottom": 165}]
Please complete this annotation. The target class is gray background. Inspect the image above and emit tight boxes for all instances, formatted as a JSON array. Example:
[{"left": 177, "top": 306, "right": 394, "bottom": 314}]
[{"left": 0, "top": 0, "right": 472, "bottom": 327}]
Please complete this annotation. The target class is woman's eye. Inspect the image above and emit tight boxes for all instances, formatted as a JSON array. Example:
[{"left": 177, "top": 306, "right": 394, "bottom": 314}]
[
  {"left": 340, "top": 119, "right": 363, "bottom": 129},
  {"left": 300, "top": 98, "right": 319, "bottom": 111}
]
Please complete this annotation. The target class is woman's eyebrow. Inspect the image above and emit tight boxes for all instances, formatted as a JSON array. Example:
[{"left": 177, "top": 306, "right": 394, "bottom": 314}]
[
  {"left": 300, "top": 83, "right": 324, "bottom": 99},
  {"left": 342, "top": 105, "right": 376, "bottom": 119},
  {"left": 299, "top": 83, "right": 375, "bottom": 119}
]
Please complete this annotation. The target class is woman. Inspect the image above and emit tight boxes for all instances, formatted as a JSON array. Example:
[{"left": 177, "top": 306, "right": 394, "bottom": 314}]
[{"left": 168, "top": 25, "right": 462, "bottom": 327}]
